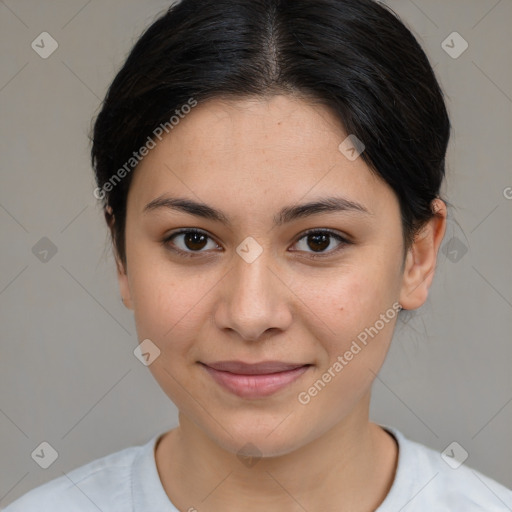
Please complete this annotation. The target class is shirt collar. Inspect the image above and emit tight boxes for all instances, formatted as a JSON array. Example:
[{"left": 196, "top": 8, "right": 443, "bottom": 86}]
[
  {"left": 130, "top": 425, "right": 411, "bottom": 511},
  {"left": 131, "top": 433, "right": 180, "bottom": 512}
]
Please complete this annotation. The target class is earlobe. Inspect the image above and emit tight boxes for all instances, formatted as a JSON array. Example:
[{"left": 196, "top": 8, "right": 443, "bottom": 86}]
[{"left": 399, "top": 199, "right": 447, "bottom": 311}]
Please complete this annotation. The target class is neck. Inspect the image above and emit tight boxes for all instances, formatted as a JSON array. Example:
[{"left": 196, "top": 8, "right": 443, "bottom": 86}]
[{"left": 155, "top": 394, "right": 398, "bottom": 512}]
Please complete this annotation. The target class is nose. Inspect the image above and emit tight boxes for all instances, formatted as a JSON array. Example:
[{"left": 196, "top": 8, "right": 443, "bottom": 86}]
[{"left": 214, "top": 247, "right": 293, "bottom": 342}]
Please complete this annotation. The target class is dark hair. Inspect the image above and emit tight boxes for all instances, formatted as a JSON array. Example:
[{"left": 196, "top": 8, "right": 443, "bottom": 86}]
[{"left": 91, "top": 0, "right": 450, "bottom": 269}]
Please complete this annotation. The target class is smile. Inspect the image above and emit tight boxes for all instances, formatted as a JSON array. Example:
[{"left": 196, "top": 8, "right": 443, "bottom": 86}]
[{"left": 199, "top": 361, "right": 312, "bottom": 399}]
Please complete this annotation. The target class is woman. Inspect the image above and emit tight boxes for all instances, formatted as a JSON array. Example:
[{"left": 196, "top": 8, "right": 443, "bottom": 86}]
[{"left": 5, "top": 0, "right": 512, "bottom": 510}]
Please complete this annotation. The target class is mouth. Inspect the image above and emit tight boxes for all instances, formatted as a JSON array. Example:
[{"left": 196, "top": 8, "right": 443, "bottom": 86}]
[{"left": 199, "top": 360, "right": 312, "bottom": 399}]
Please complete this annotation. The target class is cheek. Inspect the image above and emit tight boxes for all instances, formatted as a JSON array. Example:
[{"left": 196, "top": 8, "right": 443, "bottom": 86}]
[
  {"left": 128, "top": 259, "right": 211, "bottom": 405},
  {"left": 292, "top": 267, "right": 401, "bottom": 416},
  {"left": 295, "top": 270, "right": 399, "bottom": 416},
  {"left": 296, "top": 261, "right": 397, "bottom": 341},
  {"left": 128, "top": 251, "right": 216, "bottom": 352}
]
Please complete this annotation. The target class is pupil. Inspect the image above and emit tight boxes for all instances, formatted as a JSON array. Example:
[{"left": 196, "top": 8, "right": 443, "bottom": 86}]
[
  {"left": 186, "top": 232, "right": 207, "bottom": 250},
  {"left": 183, "top": 232, "right": 331, "bottom": 252},
  {"left": 309, "top": 233, "right": 329, "bottom": 252}
]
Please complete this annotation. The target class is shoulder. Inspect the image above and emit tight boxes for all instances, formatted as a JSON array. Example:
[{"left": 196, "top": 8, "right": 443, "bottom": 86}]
[
  {"left": 2, "top": 440, "right": 151, "bottom": 512},
  {"left": 380, "top": 426, "right": 512, "bottom": 511}
]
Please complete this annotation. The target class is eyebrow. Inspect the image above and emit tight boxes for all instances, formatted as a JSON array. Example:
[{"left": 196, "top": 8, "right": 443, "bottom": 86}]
[{"left": 143, "top": 194, "right": 372, "bottom": 226}]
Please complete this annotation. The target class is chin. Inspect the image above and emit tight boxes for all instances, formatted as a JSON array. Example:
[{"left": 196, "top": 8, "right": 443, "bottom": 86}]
[{"left": 205, "top": 416, "right": 311, "bottom": 459}]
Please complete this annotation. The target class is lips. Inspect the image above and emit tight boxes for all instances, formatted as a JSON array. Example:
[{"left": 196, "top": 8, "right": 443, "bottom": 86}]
[
  {"left": 200, "top": 360, "right": 311, "bottom": 399},
  {"left": 204, "top": 360, "right": 308, "bottom": 375}
]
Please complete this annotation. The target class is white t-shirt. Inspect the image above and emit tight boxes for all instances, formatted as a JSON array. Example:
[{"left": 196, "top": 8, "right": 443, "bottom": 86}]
[{"left": 2, "top": 426, "right": 511, "bottom": 511}]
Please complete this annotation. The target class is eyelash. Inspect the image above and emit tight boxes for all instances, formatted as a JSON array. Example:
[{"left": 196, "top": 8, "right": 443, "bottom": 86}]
[{"left": 161, "top": 228, "right": 352, "bottom": 260}]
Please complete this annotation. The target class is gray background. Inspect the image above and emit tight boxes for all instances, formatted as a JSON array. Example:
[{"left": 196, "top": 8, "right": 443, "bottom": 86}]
[{"left": 1, "top": 0, "right": 511, "bottom": 507}]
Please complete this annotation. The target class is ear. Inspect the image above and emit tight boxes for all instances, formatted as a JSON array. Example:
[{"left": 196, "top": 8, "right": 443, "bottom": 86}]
[
  {"left": 106, "top": 206, "right": 134, "bottom": 310},
  {"left": 116, "top": 252, "right": 134, "bottom": 310},
  {"left": 399, "top": 199, "right": 447, "bottom": 311}
]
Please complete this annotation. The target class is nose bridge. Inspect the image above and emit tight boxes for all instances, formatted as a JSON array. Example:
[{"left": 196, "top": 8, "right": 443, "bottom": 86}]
[
  {"left": 216, "top": 242, "right": 292, "bottom": 340},
  {"left": 234, "top": 247, "right": 273, "bottom": 302}
]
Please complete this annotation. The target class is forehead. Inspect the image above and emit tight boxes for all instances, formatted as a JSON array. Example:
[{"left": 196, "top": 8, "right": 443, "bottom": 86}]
[
  {"left": 127, "top": 95, "right": 395, "bottom": 221},
  {"left": 164, "top": 95, "right": 352, "bottom": 165}
]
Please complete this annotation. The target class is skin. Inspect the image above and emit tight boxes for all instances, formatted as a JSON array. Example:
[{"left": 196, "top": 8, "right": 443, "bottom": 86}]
[{"left": 114, "top": 94, "right": 447, "bottom": 511}]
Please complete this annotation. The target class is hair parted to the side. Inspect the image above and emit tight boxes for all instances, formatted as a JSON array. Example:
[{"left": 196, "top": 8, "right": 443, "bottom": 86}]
[{"left": 91, "top": 0, "right": 451, "bottom": 270}]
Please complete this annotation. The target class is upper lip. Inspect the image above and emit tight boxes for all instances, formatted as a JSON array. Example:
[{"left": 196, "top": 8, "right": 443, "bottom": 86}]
[{"left": 202, "top": 360, "right": 310, "bottom": 375}]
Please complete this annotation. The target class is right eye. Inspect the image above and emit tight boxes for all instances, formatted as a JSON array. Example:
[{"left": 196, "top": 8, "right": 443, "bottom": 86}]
[{"left": 162, "top": 229, "right": 222, "bottom": 258}]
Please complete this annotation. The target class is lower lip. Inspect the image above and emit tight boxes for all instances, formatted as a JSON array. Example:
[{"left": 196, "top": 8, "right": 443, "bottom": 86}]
[{"left": 201, "top": 364, "right": 310, "bottom": 399}]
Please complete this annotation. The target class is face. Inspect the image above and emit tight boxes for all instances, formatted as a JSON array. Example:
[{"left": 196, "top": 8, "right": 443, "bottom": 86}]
[{"left": 116, "top": 94, "right": 439, "bottom": 457}]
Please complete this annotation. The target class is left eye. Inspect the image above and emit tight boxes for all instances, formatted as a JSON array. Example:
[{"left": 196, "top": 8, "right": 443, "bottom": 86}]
[{"left": 292, "top": 229, "right": 350, "bottom": 256}]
